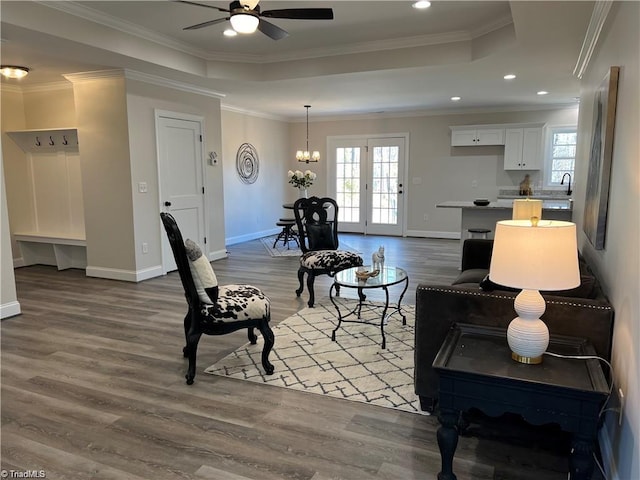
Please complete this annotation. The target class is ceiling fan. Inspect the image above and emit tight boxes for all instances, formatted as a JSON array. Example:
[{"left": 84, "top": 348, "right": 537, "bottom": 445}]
[{"left": 178, "top": 0, "right": 334, "bottom": 40}]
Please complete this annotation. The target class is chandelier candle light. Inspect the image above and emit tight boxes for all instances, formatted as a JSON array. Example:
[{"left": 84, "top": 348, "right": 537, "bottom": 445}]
[
  {"left": 489, "top": 219, "right": 580, "bottom": 364},
  {"left": 296, "top": 105, "right": 320, "bottom": 163}
]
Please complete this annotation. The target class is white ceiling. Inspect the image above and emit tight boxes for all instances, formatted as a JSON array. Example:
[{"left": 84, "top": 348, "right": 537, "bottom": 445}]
[{"left": 0, "top": 1, "right": 594, "bottom": 120}]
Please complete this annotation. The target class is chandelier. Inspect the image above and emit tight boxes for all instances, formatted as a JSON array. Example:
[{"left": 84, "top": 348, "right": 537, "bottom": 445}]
[{"left": 296, "top": 105, "right": 320, "bottom": 163}]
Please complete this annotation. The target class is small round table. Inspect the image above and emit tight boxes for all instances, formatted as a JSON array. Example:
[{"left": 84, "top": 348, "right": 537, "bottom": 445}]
[{"left": 329, "top": 265, "right": 409, "bottom": 349}]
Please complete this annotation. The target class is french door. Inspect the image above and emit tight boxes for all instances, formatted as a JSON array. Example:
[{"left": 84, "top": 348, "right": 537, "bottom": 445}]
[{"left": 328, "top": 135, "right": 407, "bottom": 236}]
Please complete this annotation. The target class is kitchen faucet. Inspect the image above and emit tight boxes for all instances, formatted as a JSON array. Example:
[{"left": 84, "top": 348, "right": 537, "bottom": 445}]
[{"left": 561, "top": 173, "right": 572, "bottom": 195}]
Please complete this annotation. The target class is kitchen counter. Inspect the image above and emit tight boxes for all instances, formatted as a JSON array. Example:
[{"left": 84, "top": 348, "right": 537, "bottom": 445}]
[
  {"left": 437, "top": 200, "right": 573, "bottom": 265},
  {"left": 437, "top": 199, "right": 573, "bottom": 210}
]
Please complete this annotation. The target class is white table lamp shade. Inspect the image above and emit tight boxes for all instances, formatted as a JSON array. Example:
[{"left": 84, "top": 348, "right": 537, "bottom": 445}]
[
  {"left": 512, "top": 199, "right": 543, "bottom": 222},
  {"left": 489, "top": 220, "right": 580, "bottom": 291},
  {"left": 489, "top": 220, "right": 580, "bottom": 363}
]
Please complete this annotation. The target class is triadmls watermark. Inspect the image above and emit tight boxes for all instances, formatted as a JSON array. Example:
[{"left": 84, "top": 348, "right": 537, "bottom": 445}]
[{"left": 0, "top": 471, "right": 46, "bottom": 479}]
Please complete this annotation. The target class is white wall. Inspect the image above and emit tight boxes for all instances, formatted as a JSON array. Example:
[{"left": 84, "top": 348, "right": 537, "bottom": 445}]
[
  {"left": 221, "top": 109, "right": 290, "bottom": 245},
  {"left": 1, "top": 146, "right": 20, "bottom": 319},
  {"left": 572, "top": 2, "right": 640, "bottom": 478},
  {"left": 126, "top": 79, "right": 225, "bottom": 271},
  {"left": 290, "top": 108, "right": 578, "bottom": 237}
]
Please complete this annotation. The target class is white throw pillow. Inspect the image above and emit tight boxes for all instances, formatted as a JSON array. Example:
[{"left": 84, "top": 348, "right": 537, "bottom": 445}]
[{"left": 185, "top": 239, "right": 219, "bottom": 304}]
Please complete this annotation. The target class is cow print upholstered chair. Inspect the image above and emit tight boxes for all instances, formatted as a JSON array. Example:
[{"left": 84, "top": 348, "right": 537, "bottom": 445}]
[
  {"left": 293, "top": 196, "right": 363, "bottom": 307},
  {"left": 160, "top": 212, "right": 274, "bottom": 384}
]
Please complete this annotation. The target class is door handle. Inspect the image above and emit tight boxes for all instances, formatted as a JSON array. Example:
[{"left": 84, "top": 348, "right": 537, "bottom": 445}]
[{"left": 164, "top": 201, "right": 172, "bottom": 207}]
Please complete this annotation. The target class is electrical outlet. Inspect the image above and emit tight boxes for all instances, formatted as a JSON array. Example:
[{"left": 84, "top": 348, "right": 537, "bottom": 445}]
[
  {"left": 138, "top": 182, "right": 148, "bottom": 193},
  {"left": 142, "top": 242, "right": 149, "bottom": 254},
  {"left": 618, "top": 387, "right": 625, "bottom": 425},
  {"left": 471, "top": 180, "right": 478, "bottom": 188},
  {"left": 423, "top": 213, "right": 429, "bottom": 222}
]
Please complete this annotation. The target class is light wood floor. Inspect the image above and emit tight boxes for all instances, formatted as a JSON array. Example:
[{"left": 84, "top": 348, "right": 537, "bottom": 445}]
[{"left": 2, "top": 234, "right": 594, "bottom": 479}]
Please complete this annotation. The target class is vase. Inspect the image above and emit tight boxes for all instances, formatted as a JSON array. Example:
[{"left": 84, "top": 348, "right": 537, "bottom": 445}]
[{"left": 299, "top": 187, "right": 308, "bottom": 199}]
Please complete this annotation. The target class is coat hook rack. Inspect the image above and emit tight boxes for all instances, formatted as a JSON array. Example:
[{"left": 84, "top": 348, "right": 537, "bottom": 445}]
[
  {"left": 49, "top": 136, "right": 55, "bottom": 146},
  {"left": 35, "top": 136, "right": 41, "bottom": 146},
  {"left": 62, "top": 135, "right": 68, "bottom": 145}
]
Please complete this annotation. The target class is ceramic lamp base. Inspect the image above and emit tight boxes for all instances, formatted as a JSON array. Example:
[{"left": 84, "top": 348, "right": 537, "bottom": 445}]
[{"left": 507, "top": 289, "right": 549, "bottom": 364}]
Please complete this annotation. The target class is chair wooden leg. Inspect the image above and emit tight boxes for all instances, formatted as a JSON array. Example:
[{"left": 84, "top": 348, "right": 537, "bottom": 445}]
[
  {"left": 183, "top": 312, "right": 191, "bottom": 357},
  {"left": 248, "top": 327, "right": 258, "bottom": 344},
  {"left": 295, "top": 268, "right": 305, "bottom": 297},
  {"left": 258, "top": 319, "right": 275, "bottom": 375},
  {"left": 306, "top": 272, "right": 316, "bottom": 307},
  {"left": 184, "top": 331, "right": 202, "bottom": 385}
]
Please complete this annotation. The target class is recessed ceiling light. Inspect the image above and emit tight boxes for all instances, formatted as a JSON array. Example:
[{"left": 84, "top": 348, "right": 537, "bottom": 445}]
[
  {"left": 451, "top": 96, "right": 461, "bottom": 101},
  {"left": 537, "top": 90, "right": 549, "bottom": 95},
  {"left": 412, "top": 1, "right": 431, "bottom": 9},
  {"left": 223, "top": 29, "right": 238, "bottom": 37},
  {"left": 504, "top": 74, "right": 516, "bottom": 80}
]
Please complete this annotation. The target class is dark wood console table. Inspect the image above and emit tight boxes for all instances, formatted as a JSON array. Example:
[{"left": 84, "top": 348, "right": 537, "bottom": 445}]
[{"left": 433, "top": 324, "right": 609, "bottom": 480}]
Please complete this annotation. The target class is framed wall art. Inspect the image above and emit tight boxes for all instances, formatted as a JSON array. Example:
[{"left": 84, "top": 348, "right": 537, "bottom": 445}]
[
  {"left": 583, "top": 66, "right": 619, "bottom": 250},
  {"left": 236, "top": 143, "right": 259, "bottom": 184}
]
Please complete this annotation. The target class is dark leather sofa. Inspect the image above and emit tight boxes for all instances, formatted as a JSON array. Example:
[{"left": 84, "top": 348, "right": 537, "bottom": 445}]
[{"left": 414, "top": 239, "right": 615, "bottom": 413}]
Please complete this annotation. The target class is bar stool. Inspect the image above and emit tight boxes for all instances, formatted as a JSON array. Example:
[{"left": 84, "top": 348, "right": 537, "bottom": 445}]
[
  {"left": 467, "top": 228, "right": 491, "bottom": 239},
  {"left": 273, "top": 220, "right": 299, "bottom": 249}
]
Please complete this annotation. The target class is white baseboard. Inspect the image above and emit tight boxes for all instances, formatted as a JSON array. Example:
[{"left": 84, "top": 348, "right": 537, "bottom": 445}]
[
  {"left": 405, "top": 229, "right": 460, "bottom": 239},
  {"left": 86, "top": 265, "right": 163, "bottom": 282},
  {"left": 208, "top": 248, "right": 228, "bottom": 261},
  {"left": 0, "top": 301, "right": 21, "bottom": 319},
  {"left": 226, "top": 228, "right": 280, "bottom": 246}
]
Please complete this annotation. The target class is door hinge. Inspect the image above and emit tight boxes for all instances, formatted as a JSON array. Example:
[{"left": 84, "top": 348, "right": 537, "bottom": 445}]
[
  {"left": 199, "top": 135, "right": 203, "bottom": 142},
  {"left": 204, "top": 237, "right": 207, "bottom": 244},
  {"left": 202, "top": 187, "right": 205, "bottom": 194}
]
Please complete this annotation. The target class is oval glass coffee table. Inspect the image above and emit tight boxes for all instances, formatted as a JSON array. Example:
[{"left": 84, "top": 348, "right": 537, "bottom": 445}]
[{"left": 329, "top": 265, "right": 409, "bottom": 349}]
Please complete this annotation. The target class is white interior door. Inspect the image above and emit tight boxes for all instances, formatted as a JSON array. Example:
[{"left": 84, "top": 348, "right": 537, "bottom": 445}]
[
  {"left": 329, "top": 135, "right": 406, "bottom": 236},
  {"left": 156, "top": 112, "right": 206, "bottom": 273}
]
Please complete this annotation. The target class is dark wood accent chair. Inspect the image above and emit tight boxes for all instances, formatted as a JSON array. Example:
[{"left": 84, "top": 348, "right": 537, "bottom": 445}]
[
  {"left": 160, "top": 212, "right": 275, "bottom": 384},
  {"left": 293, "top": 196, "right": 363, "bottom": 307}
]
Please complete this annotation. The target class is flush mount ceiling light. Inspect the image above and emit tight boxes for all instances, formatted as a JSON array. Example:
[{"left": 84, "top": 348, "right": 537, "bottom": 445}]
[
  {"left": 537, "top": 90, "right": 549, "bottom": 95},
  {"left": 413, "top": 1, "right": 432, "bottom": 9},
  {"left": 504, "top": 74, "right": 516, "bottom": 80},
  {"left": 451, "top": 96, "right": 461, "bottom": 101},
  {"left": 0, "top": 65, "right": 29, "bottom": 79}
]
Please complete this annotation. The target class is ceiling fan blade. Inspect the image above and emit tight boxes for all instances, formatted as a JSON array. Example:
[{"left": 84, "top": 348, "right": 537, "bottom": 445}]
[
  {"left": 175, "top": 0, "right": 229, "bottom": 13},
  {"left": 183, "top": 17, "right": 229, "bottom": 30},
  {"left": 257, "top": 18, "right": 289, "bottom": 40},
  {"left": 261, "top": 8, "right": 334, "bottom": 20}
]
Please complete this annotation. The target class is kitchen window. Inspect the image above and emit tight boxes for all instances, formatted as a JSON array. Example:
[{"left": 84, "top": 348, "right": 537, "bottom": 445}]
[{"left": 545, "top": 126, "right": 577, "bottom": 187}]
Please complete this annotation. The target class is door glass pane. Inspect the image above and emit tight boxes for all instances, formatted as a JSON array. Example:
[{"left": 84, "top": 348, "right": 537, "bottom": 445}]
[
  {"left": 336, "top": 147, "right": 360, "bottom": 223},
  {"left": 371, "top": 145, "right": 399, "bottom": 225}
]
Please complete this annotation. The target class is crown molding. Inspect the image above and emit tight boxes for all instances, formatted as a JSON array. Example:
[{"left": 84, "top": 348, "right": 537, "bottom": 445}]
[
  {"left": 63, "top": 69, "right": 125, "bottom": 83},
  {"left": 0, "top": 83, "right": 23, "bottom": 94},
  {"left": 221, "top": 104, "right": 286, "bottom": 122},
  {"left": 62, "top": 69, "right": 226, "bottom": 99},
  {"left": 38, "top": 0, "right": 213, "bottom": 59},
  {"left": 124, "top": 70, "right": 225, "bottom": 99},
  {"left": 40, "top": 1, "right": 512, "bottom": 65},
  {"left": 20, "top": 81, "right": 73, "bottom": 93},
  {"left": 573, "top": 0, "right": 614, "bottom": 79}
]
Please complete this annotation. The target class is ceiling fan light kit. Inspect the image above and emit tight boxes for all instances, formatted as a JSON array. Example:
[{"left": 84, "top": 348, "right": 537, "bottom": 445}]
[
  {"left": 230, "top": 11, "right": 259, "bottom": 34},
  {"left": 179, "top": 0, "right": 334, "bottom": 40}
]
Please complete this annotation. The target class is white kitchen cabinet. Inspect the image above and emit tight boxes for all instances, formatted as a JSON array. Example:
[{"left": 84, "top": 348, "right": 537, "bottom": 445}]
[
  {"left": 504, "top": 127, "right": 543, "bottom": 170},
  {"left": 450, "top": 127, "right": 504, "bottom": 146}
]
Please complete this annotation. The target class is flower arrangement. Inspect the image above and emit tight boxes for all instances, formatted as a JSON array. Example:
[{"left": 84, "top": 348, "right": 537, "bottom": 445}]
[{"left": 288, "top": 169, "right": 316, "bottom": 189}]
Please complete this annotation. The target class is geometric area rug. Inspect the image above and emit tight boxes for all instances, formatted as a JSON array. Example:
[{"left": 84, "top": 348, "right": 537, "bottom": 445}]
[{"left": 205, "top": 297, "right": 427, "bottom": 415}]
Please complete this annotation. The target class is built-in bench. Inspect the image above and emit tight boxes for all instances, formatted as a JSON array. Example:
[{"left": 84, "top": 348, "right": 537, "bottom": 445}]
[{"left": 14, "top": 232, "right": 87, "bottom": 270}]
